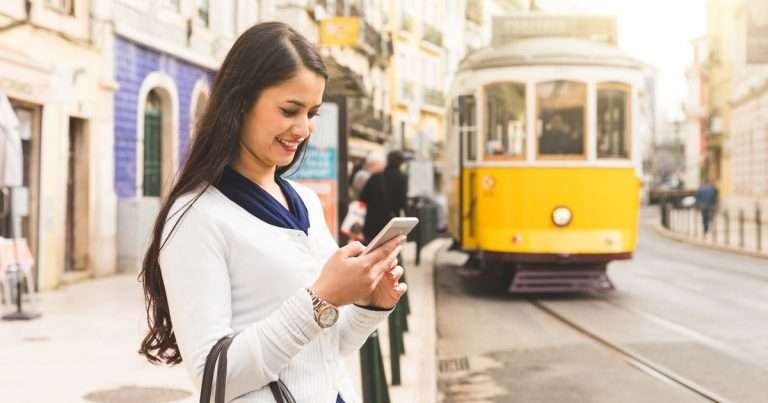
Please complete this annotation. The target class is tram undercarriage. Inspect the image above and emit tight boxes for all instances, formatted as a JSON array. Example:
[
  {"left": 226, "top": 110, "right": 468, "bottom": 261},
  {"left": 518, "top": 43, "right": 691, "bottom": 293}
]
[{"left": 461, "top": 250, "right": 632, "bottom": 293}]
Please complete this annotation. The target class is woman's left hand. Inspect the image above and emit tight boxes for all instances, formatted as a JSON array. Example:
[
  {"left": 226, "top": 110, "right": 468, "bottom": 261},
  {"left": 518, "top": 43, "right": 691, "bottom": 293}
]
[{"left": 360, "top": 265, "right": 407, "bottom": 310}]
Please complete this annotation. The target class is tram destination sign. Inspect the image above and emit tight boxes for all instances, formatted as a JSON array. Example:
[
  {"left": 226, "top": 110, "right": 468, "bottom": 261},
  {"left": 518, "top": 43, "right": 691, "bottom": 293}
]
[{"left": 492, "top": 15, "right": 617, "bottom": 47}]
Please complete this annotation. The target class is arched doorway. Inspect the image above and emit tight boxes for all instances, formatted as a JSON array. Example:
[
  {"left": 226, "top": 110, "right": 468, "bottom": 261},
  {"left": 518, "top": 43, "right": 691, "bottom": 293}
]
[
  {"left": 143, "top": 90, "right": 163, "bottom": 197},
  {"left": 138, "top": 79, "right": 178, "bottom": 198}
]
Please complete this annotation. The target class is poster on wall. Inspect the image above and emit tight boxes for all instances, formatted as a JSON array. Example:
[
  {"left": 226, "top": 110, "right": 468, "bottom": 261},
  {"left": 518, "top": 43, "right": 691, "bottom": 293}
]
[{"left": 290, "top": 102, "right": 340, "bottom": 239}]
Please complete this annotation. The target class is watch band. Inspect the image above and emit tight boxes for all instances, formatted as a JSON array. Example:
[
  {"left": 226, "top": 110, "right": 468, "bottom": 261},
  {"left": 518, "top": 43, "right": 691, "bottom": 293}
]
[{"left": 305, "top": 288, "right": 339, "bottom": 328}]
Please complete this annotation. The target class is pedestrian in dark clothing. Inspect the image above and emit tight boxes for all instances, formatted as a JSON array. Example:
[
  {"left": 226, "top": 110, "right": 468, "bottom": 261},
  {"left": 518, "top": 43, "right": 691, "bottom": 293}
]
[
  {"left": 359, "top": 151, "right": 408, "bottom": 242},
  {"left": 696, "top": 179, "right": 718, "bottom": 234}
]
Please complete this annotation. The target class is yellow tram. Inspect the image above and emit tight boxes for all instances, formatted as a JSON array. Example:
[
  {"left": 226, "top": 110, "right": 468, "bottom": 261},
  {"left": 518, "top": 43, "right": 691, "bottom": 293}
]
[{"left": 445, "top": 34, "right": 646, "bottom": 292}]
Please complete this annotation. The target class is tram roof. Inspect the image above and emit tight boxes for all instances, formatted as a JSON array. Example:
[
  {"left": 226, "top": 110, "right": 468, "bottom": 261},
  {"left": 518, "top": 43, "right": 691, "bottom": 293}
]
[{"left": 458, "top": 37, "right": 644, "bottom": 72}]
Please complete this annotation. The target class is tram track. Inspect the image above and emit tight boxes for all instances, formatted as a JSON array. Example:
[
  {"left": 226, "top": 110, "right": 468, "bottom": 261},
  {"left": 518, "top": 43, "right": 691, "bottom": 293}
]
[{"left": 530, "top": 300, "right": 732, "bottom": 403}]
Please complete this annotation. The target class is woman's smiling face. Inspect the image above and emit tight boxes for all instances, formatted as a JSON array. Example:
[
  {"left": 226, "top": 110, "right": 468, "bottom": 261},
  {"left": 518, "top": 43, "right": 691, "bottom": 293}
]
[{"left": 239, "top": 66, "right": 326, "bottom": 169}]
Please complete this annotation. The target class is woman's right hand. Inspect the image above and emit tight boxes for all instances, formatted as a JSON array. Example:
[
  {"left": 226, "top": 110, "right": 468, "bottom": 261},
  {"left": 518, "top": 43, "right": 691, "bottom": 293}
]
[{"left": 310, "top": 236, "right": 405, "bottom": 307}]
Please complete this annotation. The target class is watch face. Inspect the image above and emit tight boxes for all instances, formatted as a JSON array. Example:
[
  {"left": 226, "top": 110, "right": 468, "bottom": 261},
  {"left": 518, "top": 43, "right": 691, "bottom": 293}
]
[{"left": 318, "top": 305, "right": 339, "bottom": 328}]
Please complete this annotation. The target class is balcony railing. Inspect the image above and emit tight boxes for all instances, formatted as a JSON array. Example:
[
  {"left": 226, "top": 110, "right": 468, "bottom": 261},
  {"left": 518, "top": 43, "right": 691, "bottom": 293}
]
[
  {"left": 350, "top": 103, "right": 392, "bottom": 143},
  {"left": 401, "top": 12, "right": 415, "bottom": 33},
  {"left": 400, "top": 81, "right": 416, "bottom": 102},
  {"left": 422, "top": 24, "right": 443, "bottom": 47},
  {"left": 361, "top": 19, "right": 383, "bottom": 55},
  {"left": 465, "top": 0, "right": 483, "bottom": 24},
  {"left": 375, "top": 32, "right": 393, "bottom": 67},
  {"left": 423, "top": 88, "right": 445, "bottom": 108}
]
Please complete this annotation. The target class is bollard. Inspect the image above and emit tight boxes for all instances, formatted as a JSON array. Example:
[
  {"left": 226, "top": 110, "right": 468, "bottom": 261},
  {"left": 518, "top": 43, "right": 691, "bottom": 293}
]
[
  {"left": 712, "top": 211, "right": 718, "bottom": 244},
  {"left": 399, "top": 270, "right": 410, "bottom": 332},
  {"left": 739, "top": 209, "right": 745, "bottom": 249},
  {"left": 388, "top": 302, "right": 404, "bottom": 386},
  {"left": 661, "top": 202, "right": 669, "bottom": 229},
  {"left": 414, "top": 221, "right": 422, "bottom": 266},
  {"left": 724, "top": 210, "right": 730, "bottom": 246},
  {"left": 756, "top": 204, "right": 762, "bottom": 252},
  {"left": 692, "top": 208, "right": 698, "bottom": 238},
  {"left": 397, "top": 252, "right": 410, "bottom": 323},
  {"left": 360, "top": 331, "right": 391, "bottom": 403}
]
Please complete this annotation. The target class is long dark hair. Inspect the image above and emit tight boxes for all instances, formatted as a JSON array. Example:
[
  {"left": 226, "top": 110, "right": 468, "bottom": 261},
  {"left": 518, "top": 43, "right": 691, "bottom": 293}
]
[{"left": 139, "top": 22, "right": 327, "bottom": 365}]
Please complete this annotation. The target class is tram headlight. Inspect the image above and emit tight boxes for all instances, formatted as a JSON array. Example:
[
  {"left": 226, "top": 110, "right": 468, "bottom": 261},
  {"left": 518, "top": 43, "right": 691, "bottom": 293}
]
[{"left": 552, "top": 207, "right": 572, "bottom": 227}]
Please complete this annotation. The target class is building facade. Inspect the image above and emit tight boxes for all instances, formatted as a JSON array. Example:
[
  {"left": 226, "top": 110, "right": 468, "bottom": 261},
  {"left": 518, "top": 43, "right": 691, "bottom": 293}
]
[
  {"left": 682, "top": 37, "right": 708, "bottom": 190},
  {"left": 389, "top": 0, "right": 448, "bottom": 161},
  {"left": 725, "top": 0, "right": 768, "bottom": 211},
  {"left": 312, "top": 0, "right": 393, "bottom": 163},
  {"left": 704, "top": 0, "right": 741, "bottom": 197},
  {"left": 0, "top": 0, "right": 117, "bottom": 290},
  {"left": 113, "top": 0, "right": 257, "bottom": 271}
]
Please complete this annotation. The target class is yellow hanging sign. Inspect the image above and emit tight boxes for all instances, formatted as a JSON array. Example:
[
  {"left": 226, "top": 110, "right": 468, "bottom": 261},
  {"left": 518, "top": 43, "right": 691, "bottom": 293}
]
[{"left": 320, "top": 17, "right": 360, "bottom": 47}]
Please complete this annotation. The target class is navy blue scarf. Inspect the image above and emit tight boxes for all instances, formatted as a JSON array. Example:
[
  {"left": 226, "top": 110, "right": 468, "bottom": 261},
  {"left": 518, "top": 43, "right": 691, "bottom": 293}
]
[{"left": 215, "top": 166, "right": 310, "bottom": 234}]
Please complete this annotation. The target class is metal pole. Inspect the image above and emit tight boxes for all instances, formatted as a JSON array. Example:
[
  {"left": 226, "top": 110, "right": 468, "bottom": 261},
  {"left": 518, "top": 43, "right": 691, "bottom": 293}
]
[
  {"left": 724, "top": 210, "right": 730, "bottom": 246},
  {"left": 360, "top": 331, "right": 391, "bottom": 403},
  {"left": 756, "top": 204, "right": 762, "bottom": 253},
  {"left": 739, "top": 209, "right": 745, "bottom": 249},
  {"left": 399, "top": 269, "right": 410, "bottom": 329},
  {"left": 388, "top": 305, "right": 402, "bottom": 386},
  {"left": 692, "top": 208, "right": 698, "bottom": 238}
]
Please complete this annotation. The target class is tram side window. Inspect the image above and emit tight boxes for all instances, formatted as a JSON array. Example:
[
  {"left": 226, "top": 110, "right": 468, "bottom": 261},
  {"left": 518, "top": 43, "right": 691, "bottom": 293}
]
[
  {"left": 458, "top": 95, "right": 477, "bottom": 161},
  {"left": 597, "top": 83, "right": 630, "bottom": 159},
  {"left": 484, "top": 82, "right": 526, "bottom": 159},
  {"left": 536, "top": 81, "right": 586, "bottom": 157}
]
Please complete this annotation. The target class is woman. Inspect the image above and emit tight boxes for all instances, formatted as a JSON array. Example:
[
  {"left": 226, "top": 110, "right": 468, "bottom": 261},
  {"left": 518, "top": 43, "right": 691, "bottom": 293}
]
[{"left": 139, "top": 22, "right": 407, "bottom": 403}]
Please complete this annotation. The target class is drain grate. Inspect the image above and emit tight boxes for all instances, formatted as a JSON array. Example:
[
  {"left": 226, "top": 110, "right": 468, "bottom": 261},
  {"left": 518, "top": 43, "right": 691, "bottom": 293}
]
[
  {"left": 22, "top": 336, "right": 49, "bottom": 342},
  {"left": 83, "top": 385, "right": 192, "bottom": 403},
  {"left": 439, "top": 356, "right": 470, "bottom": 373}
]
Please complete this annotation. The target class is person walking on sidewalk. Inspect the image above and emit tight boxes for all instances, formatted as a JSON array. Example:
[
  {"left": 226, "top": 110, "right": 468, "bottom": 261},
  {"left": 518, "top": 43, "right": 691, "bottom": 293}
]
[
  {"left": 138, "top": 22, "right": 407, "bottom": 403},
  {"left": 349, "top": 151, "right": 386, "bottom": 200},
  {"left": 359, "top": 151, "right": 409, "bottom": 242},
  {"left": 696, "top": 177, "right": 719, "bottom": 234}
]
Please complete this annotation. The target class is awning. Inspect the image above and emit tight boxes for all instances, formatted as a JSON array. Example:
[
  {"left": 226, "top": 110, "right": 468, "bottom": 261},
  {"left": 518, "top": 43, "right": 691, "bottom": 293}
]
[
  {"left": 348, "top": 137, "right": 385, "bottom": 159},
  {"left": 323, "top": 56, "right": 367, "bottom": 98}
]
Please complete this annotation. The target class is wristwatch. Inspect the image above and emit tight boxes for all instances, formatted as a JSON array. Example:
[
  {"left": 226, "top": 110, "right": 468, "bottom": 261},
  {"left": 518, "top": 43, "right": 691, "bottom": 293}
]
[{"left": 306, "top": 288, "right": 339, "bottom": 328}]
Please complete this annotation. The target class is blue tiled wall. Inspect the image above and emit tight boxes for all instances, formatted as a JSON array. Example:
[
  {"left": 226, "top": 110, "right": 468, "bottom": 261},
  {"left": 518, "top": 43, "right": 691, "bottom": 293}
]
[{"left": 113, "top": 36, "right": 215, "bottom": 199}]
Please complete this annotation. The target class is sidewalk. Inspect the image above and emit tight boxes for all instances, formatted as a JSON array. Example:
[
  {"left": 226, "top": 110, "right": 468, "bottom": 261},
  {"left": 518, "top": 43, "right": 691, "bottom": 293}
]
[
  {"left": 347, "top": 238, "right": 449, "bottom": 403},
  {"left": 654, "top": 222, "right": 768, "bottom": 259},
  {"left": 0, "top": 239, "right": 446, "bottom": 403}
]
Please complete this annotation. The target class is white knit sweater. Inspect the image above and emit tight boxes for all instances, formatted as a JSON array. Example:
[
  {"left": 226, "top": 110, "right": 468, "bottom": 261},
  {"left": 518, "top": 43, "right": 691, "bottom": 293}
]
[{"left": 159, "top": 183, "right": 390, "bottom": 403}]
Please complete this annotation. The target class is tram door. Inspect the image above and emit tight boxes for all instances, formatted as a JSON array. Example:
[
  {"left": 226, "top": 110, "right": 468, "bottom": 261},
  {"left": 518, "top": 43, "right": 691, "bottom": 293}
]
[{"left": 458, "top": 95, "right": 477, "bottom": 248}]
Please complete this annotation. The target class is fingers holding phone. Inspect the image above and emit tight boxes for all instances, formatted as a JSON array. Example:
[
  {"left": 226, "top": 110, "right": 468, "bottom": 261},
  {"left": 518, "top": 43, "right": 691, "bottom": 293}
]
[
  {"left": 366, "top": 265, "right": 408, "bottom": 309},
  {"left": 359, "top": 235, "right": 404, "bottom": 278},
  {"left": 311, "top": 217, "right": 416, "bottom": 309}
]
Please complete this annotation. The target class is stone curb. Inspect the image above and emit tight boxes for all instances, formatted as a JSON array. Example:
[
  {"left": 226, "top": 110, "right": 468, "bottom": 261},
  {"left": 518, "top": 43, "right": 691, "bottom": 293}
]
[{"left": 652, "top": 223, "right": 768, "bottom": 260}]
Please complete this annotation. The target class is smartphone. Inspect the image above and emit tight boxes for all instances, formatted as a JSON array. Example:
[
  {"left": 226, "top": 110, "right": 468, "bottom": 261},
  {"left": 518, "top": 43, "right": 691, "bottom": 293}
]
[{"left": 361, "top": 217, "right": 420, "bottom": 255}]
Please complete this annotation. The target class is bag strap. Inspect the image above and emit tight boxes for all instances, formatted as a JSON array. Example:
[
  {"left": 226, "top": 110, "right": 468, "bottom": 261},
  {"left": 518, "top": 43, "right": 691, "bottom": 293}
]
[
  {"left": 200, "top": 335, "right": 233, "bottom": 403},
  {"left": 268, "top": 382, "right": 285, "bottom": 403},
  {"left": 214, "top": 336, "right": 234, "bottom": 403},
  {"left": 269, "top": 380, "right": 297, "bottom": 403},
  {"left": 200, "top": 334, "right": 298, "bottom": 403}
]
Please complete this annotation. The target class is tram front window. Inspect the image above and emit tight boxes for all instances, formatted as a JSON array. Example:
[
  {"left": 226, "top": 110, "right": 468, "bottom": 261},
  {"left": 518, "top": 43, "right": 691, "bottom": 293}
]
[
  {"left": 597, "top": 83, "right": 630, "bottom": 159},
  {"left": 536, "top": 81, "right": 586, "bottom": 158},
  {"left": 484, "top": 82, "right": 526, "bottom": 159}
]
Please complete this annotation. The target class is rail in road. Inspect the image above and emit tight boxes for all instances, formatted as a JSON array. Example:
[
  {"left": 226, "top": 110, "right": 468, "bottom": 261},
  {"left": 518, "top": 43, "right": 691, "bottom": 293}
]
[{"left": 531, "top": 299, "right": 732, "bottom": 403}]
